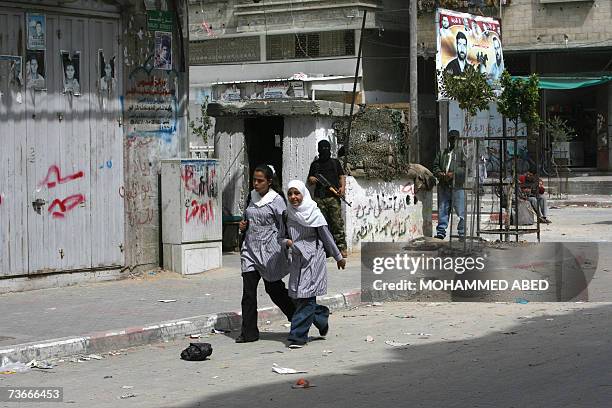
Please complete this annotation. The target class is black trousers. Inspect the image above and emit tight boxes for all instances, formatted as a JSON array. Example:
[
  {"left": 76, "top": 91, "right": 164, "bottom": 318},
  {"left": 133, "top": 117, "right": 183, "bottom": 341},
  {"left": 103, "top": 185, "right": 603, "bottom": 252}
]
[{"left": 240, "top": 270, "right": 295, "bottom": 339}]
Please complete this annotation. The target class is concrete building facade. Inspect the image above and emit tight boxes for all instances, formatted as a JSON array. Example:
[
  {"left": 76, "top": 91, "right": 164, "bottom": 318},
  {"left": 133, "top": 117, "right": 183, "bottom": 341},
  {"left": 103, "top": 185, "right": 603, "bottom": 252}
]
[
  {"left": 187, "top": 1, "right": 431, "bottom": 251},
  {"left": 417, "top": 0, "right": 612, "bottom": 170},
  {"left": 0, "top": 0, "right": 190, "bottom": 292}
]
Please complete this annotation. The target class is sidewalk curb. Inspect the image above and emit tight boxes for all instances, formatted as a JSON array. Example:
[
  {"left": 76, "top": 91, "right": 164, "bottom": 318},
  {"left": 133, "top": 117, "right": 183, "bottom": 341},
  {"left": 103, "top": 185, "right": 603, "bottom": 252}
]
[{"left": 0, "top": 289, "right": 363, "bottom": 363}]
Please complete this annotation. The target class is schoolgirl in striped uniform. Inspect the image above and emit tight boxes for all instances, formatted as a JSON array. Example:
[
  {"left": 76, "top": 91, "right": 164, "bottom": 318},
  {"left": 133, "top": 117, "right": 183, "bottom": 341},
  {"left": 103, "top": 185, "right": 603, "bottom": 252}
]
[
  {"left": 236, "top": 164, "right": 295, "bottom": 343},
  {"left": 281, "top": 180, "right": 346, "bottom": 348}
]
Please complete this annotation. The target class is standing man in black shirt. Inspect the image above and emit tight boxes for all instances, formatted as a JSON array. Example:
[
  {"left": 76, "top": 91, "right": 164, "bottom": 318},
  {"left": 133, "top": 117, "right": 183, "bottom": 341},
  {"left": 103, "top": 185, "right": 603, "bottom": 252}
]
[{"left": 307, "top": 140, "right": 347, "bottom": 257}]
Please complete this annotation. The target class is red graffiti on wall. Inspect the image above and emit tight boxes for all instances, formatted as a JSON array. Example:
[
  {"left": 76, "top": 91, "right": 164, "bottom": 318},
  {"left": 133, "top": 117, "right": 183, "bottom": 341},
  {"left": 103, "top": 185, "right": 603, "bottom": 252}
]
[
  {"left": 48, "top": 194, "right": 86, "bottom": 219},
  {"left": 181, "top": 166, "right": 196, "bottom": 191},
  {"left": 181, "top": 165, "right": 218, "bottom": 198},
  {"left": 40, "top": 165, "right": 84, "bottom": 188},
  {"left": 40, "top": 165, "right": 86, "bottom": 219},
  {"left": 185, "top": 199, "right": 214, "bottom": 225}
]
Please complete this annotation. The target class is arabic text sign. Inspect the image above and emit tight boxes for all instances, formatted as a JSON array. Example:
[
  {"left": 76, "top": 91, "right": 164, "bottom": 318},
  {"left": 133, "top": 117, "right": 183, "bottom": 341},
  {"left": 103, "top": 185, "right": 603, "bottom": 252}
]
[{"left": 147, "top": 11, "right": 174, "bottom": 32}]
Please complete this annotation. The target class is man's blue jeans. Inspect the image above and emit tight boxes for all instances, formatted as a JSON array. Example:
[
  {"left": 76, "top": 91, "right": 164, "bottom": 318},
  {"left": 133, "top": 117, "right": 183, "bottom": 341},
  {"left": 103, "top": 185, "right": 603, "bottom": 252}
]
[
  {"left": 287, "top": 297, "right": 329, "bottom": 344},
  {"left": 436, "top": 185, "right": 465, "bottom": 238}
]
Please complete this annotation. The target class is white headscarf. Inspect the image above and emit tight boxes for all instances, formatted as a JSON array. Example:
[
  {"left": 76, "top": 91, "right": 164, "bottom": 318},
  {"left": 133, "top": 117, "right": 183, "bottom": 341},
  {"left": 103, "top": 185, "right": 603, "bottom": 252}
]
[
  {"left": 286, "top": 180, "right": 327, "bottom": 227},
  {"left": 251, "top": 188, "right": 279, "bottom": 207}
]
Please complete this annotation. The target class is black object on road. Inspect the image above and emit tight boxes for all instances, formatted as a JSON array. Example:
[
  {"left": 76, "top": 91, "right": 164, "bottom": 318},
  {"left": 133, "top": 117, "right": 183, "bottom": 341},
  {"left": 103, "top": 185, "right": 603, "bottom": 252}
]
[{"left": 181, "top": 343, "right": 213, "bottom": 361}]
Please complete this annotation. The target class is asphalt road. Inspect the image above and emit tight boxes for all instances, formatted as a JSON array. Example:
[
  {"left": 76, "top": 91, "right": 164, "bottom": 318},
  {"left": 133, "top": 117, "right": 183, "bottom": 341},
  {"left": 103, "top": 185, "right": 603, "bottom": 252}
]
[{"left": 3, "top": 301, "right": 611, "bottom": 408}]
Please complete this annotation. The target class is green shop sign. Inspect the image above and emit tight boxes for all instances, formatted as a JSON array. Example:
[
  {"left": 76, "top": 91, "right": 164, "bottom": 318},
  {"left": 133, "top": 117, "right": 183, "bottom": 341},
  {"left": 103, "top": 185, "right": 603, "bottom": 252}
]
[{"left": 147, "top": 11, "right": 174, "bottom": 31}]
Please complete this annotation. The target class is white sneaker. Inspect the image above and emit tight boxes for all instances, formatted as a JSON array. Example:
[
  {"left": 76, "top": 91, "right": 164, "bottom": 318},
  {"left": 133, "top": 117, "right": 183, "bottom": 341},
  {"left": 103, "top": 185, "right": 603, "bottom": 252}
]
[{"left": 289, "top": 343, "right": 304, "bottom": 349}]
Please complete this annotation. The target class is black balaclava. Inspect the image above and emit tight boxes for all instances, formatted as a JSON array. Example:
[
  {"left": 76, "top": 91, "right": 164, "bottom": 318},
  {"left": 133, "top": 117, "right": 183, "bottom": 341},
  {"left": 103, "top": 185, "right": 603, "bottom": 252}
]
[
  {"left": 318, "top": 140, "right": 331, "bottom": 161},
  {"left": 448, "top": 130, "right": 459, "bottom": 150}
]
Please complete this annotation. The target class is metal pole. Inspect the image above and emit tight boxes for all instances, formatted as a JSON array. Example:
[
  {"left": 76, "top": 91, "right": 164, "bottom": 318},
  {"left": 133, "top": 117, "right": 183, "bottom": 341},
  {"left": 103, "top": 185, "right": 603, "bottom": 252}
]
[
  {"left": 500, "top": 116, "right": 505, "bottom": 241},
  {"left": 345, "top": 10, "right": 367, "bottom": 169},
  {"left": 476, "top": 139, "right": 481, "bottom": 240},
  {"left": 514, "top": 129, "right": 519, "bottom": 242},
  {"left": 409, "top": 0, "right": 419, "bottom": 163}
]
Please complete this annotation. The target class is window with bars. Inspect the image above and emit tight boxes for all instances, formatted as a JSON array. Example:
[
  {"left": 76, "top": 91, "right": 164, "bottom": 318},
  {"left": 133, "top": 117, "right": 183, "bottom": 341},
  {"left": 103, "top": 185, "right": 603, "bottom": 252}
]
[
  {"left": 190, "top": 36, "right": 260, "bottom": 65},
  {"left": 266, "top": 30, "right": 355, "bottom": 61}
]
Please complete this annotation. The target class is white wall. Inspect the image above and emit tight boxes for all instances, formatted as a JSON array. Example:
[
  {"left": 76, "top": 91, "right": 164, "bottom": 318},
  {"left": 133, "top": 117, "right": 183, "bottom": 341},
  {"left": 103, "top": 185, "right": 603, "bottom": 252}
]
[
  {"left": 282, "top": 117, "right": 337, "bottom": 191},
  {"left": 214, "top": 118, "right": 246, "bottom": 217},
  {"left": 345, "top": 177, "right": 430, "bottom": 251}
]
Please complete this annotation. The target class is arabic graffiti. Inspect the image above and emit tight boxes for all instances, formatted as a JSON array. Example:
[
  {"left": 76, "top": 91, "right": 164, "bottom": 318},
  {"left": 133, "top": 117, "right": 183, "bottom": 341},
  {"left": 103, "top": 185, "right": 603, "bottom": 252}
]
[
  {"left": 185, "top": 198, "right": 215, "bottom": 225},
  {"left": 180, "top": 163, "right": 218, "bottom": 198},
  {"left": 40, "top": 165, "right": 84, "bottom": 188},
  {"left": 347, "top": 178, "right": 422, "bottom": 246},
  {"left": 48, "top": 194, "right": 86, "bottom": 219}
]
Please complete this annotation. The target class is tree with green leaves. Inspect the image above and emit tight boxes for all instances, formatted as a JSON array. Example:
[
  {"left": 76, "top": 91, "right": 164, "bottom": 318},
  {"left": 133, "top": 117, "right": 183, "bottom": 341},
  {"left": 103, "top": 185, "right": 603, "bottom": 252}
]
[
  {"left": 189, "top": 97, "right": 213, "bottom": 144},
  {"left": 439, "top": 64, "right": 495, "bottom": 138},
  {"left": 497, "top": 71, "right": 540, "bottom": 136},
  {"left": 496, "top": 71, "right": 540, "bottom": 233}
]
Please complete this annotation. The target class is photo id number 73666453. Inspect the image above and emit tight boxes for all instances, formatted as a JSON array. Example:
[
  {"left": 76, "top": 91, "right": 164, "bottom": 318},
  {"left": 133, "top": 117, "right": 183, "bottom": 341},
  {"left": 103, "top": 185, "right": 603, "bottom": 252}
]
[{"left": 0, "top": 387, "right": 63, "bottom": 402}]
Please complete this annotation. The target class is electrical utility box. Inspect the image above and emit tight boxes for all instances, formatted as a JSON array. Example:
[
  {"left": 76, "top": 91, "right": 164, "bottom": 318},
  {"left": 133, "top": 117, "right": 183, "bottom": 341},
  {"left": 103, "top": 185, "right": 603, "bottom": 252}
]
[{"left": 161, "top": 159, "right": 222, "bottom": 275}]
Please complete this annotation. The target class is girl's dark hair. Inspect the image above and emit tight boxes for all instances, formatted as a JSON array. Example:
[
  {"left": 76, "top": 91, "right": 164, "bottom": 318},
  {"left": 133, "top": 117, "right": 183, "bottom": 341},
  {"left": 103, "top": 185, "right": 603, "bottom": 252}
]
[{"left": 253, "top": 164, "right": 285, "bottom": 202}]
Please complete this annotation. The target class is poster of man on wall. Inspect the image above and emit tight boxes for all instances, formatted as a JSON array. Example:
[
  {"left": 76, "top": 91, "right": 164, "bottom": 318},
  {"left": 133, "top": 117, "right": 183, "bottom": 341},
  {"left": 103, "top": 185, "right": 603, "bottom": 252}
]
[
  {"left": 61, "top": 51, "right": 81, "bottom": 95},
  {"left": 27, "top": 14, "right": 46, "bottom": 50},
  {"left": 154, "top": 31, "right": 172, "bottom": 70},
  {"left": 25, "top": 50, "right": 45, "bottom": 90},
  {"left": 98, "top": 50, "right": 117, "bottom": 95},
  {"left": 436, "top": 8, "right": 504, "bottom": 99},
  {"left": 0, "top": 55, "right": 23, "bottom": 87}
]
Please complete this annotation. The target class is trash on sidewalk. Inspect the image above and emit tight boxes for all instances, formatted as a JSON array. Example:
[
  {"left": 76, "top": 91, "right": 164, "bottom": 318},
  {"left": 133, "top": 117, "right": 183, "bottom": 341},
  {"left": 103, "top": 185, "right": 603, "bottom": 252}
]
[
  {"left": 211, "top": 328, "right": 230, "bottom": 334},
  {"left": 189, "top": 333, "right": 202, "bottom": 339},
  {"left": 283, "top": 323, "right": 291, "bottom": 328},
  {"left": 322, "top": 350, "right": 333, "bottom": 355},
  {"left": 180, "top": 343, "right": 213, "bottom": 361},
  {"left": 404, "top": 332, "right": 432, "bottom": 338},
  {"left": 28, "top": 359, "right": 54, "bottom": 370},
  {"left": 371, "top": 302, "right": 383, "bottom": 307},
  {"left": 121, "top": 385, "right": 134, "bottom": 390},
  {"left": 292, "top": 378, "right": 316, "bottom": 389},
  {"left": 404, "top": 333, "right": 431, "bottom": 339},
  {"left": 515, "top": 298, "right": 529, "bottom": 304},
  {"left": 0, "top": 357, "right": 30, "bottom": 374},
  {"left": 272, "top": 363, "right": 307, "bottom": 374},
  {"left": 365, "top": 335, "right": 374, "bottom": 342},
  {"left": 119, "top": 394, "right": 137, "bottom": 399},
  {"left": 158, "top": 299, "right": 177, "bottom": 303},
  {"left": 385, "top": 340, "right": 410, "bottom": 347},
  {"left": 71, "top": 354, "right": 103, "bottom": 362}
]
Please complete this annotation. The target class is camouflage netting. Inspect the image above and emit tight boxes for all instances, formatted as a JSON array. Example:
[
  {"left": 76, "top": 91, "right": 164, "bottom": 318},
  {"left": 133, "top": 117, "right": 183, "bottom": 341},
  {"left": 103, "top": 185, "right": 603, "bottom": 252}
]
[{"left": 338, "top": 107, "right": 410, "bottom": 182}]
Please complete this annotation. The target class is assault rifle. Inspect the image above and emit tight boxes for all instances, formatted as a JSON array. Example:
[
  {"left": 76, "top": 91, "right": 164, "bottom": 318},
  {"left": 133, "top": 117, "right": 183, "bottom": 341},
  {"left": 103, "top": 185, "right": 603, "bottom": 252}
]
[{"left": 315, "top": 173, "right": 352, "bottom": 207}]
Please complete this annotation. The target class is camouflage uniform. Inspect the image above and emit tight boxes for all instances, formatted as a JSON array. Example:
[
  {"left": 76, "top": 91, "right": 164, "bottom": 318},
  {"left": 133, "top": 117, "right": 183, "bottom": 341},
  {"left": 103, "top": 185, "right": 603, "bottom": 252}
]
[{"left": 314, "top": 196, "right": 346, "bottom": 252}]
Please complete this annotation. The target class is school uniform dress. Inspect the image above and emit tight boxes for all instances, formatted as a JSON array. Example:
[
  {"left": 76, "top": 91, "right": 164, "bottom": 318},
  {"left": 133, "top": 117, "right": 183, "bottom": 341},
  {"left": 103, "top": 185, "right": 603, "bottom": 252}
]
[
  {"left": 280, "top": 188, "right": 342, "bottom": 345},
  {"left": 239, "top": 194, "right": 295, "bottom": 340}
]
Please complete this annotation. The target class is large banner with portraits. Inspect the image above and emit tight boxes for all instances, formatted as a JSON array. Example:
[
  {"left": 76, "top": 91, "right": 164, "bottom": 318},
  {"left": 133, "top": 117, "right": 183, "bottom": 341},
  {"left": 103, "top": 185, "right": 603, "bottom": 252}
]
[{"left": 436, "top": 8, "right": 504, "bottom": 100}]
